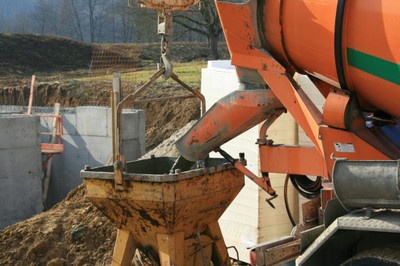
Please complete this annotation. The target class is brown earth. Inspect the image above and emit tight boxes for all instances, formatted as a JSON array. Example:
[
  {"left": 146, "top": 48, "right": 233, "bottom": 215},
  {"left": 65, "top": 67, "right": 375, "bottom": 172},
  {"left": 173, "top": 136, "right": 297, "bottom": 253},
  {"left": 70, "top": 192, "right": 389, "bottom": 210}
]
[
  {"left": 0, "top": 184, "right": 116, "bottom": 266},
  {"left": 0, "top": 34, "right": 225, "bottom": 265}
]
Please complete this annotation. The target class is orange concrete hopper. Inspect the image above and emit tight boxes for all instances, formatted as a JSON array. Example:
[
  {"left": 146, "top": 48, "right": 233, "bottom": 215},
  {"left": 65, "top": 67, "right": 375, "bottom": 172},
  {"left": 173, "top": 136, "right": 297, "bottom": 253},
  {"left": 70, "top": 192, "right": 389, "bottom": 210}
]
[{"left": 81, "top": 157, "right": 244, "bottom": 266}]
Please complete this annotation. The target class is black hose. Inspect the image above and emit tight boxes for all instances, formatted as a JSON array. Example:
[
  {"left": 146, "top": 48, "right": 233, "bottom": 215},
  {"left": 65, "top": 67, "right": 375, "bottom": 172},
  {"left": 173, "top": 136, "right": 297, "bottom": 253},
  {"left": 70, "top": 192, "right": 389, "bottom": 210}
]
[
  {"left": 289, "top": 174, "right": 322, "bottom": 199},
  {"left": 284, "top": 174, "right": 296, "bottom": 227}
]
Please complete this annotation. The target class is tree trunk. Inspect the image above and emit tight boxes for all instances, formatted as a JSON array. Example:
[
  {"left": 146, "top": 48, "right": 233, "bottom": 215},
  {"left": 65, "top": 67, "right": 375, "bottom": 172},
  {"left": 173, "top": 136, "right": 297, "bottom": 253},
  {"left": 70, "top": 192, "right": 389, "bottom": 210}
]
[
  {"left": 70, "top": 0, "right": 84, "bottom": 41},
  {"left": 208, "top": 33, "right": 219, "bottom": 60}
]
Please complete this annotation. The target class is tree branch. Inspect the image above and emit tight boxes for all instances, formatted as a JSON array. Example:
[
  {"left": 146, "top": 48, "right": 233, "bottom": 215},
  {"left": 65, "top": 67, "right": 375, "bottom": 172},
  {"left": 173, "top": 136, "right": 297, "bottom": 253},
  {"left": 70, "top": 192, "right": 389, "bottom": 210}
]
[
  {"left": 173, "top": 19, "right": 208, "bottom": 36},
  {"left": 174, "top": 14, "right": 207, "bottom": 28}
]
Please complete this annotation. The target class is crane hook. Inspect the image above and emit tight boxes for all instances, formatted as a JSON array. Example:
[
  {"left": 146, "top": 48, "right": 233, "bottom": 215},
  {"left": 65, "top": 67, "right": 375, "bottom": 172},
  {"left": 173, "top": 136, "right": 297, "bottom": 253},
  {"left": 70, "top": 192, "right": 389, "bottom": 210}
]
[{"left": 160, "top": 35, "right": 173, "bottom": 79}]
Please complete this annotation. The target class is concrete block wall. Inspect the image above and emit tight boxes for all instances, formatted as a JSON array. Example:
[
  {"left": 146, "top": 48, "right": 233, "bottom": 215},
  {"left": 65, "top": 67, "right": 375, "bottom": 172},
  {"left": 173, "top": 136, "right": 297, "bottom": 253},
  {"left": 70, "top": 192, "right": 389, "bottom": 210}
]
[
  {"left": 0, "top": 115, "right": 42, "bottom": 229},
  {"left": 40, "top": 106, "right": 145, "bottom": 207}
]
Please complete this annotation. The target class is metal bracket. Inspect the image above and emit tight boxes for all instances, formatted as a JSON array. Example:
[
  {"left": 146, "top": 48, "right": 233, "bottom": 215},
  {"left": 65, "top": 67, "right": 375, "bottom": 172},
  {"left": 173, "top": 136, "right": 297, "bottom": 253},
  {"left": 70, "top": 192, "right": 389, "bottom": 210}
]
[
  {"left": 157, "top": 10, "right": 173, "bottom": 36},
  {"left": 330, "top": 153, "right": 347, "bottom": 161},
  {"left": 114, "top": 156, "right": 126, "bottom": 191},
  {"left": 363, "top": 207, "right": 373, "bottom": 220},
  {"left": 218, "top": 148, "right": 278, "bottom": 201}
]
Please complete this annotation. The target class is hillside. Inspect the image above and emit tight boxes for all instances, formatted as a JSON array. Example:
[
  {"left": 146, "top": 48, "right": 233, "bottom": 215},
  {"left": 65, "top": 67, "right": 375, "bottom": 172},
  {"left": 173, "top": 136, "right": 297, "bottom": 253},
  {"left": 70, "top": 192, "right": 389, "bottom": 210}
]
[
  {"left": 0, "top": 33, "right": 229, "bottom": 150},
  {"left": 0, "top": 33, "right": 94, "bottom": 76},
  {"left": 0, "top": 33, "right": 229, "bottom": 77}
]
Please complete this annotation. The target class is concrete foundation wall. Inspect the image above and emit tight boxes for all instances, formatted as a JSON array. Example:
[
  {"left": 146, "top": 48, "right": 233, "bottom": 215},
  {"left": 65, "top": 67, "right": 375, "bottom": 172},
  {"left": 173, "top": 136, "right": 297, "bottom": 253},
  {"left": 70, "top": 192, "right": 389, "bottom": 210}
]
[
  {"left": 0, "top": 106, "right": 145, "bottom": 226},
  {"left": 0, "top": 115, "right": 43, "bottom": 229},
  {"left": 40, "top": 106, "right": 145, "bottom": 207}
]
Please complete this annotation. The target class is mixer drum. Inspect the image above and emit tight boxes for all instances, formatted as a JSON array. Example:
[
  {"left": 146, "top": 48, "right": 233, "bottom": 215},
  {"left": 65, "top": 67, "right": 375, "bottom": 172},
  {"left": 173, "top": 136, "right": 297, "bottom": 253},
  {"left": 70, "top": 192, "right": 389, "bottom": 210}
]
[{"left": 260, "top": 0, "right": 400, "bottom": 117}]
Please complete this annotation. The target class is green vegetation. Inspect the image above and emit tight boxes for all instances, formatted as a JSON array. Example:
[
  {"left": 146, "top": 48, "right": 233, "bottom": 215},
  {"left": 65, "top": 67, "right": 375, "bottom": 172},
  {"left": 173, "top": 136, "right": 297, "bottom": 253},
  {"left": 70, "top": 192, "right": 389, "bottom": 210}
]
[
  {"left": 75, "top": 61, "right": 207, "bottom": 88},
  {"left": 129, "top": 61, "right": 207, "bottom": 87}
]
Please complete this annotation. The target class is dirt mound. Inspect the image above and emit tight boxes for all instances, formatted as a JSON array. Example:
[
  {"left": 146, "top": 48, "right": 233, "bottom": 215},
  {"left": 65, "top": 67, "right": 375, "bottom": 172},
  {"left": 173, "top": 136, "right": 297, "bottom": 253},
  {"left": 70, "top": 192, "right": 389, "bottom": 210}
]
[
  {"left": 0, "top": 121, "right": 196, "bottom": 266},
  {"left": 0, "top": 184, "right": 116, "bottom": 266},
  {"left": 141, "top": 120, "right": 197, "bottom": 159},
  {"left": 0, "top": 33, "right": 94, "bottom": 76},
  {"left": 133, "top": 87, "right": 201, "bottom": 150}
]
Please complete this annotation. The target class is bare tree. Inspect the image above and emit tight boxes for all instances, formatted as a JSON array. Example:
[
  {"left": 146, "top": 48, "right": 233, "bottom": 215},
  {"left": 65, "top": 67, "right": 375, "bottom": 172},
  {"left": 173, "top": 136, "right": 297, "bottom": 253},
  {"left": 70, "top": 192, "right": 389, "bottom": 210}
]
[
  {"left": 30, "top": 0, "right": 50, "bottom": 34},
  {"left": 120, "top": 5, "right": 136, "bottom": 43},
  {"left": 5, "top": 0, "right": 219, "bottom": 44},
  {"left": 88, "top": 0, "right": 97, "bottom": 41},
  {"left": 58, "top": 0, "right": 76, "bottom": 38},
  {"left": 11, "top": 9, "right": 32, "bottom": 33},
  {"left": 173, "top": 0, "right": 223, "bottom": 59},
  {"left": 134, "top": 9, "right": 158, "bottom": 43},
  {"left": 46, "top": 0, "right": 60, "bottom": 35},
  {"left": 69, "top": 0, "right": 85, "bottom": 41},
  {"left": 30, "top": 0, "right": 61, "bottom": 35},
  {"left": 0, "top": 13, "right": 5, "bottom": 32}
]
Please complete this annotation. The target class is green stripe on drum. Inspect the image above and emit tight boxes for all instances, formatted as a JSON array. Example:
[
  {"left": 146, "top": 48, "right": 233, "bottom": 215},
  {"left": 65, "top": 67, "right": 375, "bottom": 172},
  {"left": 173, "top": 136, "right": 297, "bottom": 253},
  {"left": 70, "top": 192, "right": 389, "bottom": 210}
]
[{"left": 347, "top": 48, "right": 400, "bottom": 86}]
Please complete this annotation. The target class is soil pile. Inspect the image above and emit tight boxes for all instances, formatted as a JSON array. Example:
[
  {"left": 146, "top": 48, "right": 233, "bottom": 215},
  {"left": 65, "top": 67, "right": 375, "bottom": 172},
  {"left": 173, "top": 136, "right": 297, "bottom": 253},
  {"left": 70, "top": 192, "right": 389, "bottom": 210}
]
[
  {"left": 0, "top": 184, "right": 116, "bottom": 266},
  {"left": 0, "top": 121, "right": 195, "bottom": 266}
]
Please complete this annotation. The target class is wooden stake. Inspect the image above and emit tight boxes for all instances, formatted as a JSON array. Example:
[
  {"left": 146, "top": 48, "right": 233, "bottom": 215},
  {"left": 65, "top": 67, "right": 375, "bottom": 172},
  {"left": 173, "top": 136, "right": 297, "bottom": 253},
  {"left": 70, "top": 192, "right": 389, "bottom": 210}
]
[{"left": 27, "top": 75, "right": 36, "bottom": 115}]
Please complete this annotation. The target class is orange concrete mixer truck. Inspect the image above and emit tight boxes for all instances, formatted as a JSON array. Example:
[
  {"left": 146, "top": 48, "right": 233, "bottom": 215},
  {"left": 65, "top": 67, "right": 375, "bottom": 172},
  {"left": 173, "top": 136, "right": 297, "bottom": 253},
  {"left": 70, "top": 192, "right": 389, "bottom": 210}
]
[
  {"left": 82, "top": 0, "right": 400, "bottom": 265},
  {"left": 176, "top": 0, "right": 400, "bottom": 264}
]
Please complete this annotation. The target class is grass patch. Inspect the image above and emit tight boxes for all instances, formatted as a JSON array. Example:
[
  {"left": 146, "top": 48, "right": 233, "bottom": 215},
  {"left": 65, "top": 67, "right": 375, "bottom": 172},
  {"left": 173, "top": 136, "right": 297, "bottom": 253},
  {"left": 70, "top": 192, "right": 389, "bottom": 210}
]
[{"left": 74, "top": 61, "right": 207, "bottom": 88}]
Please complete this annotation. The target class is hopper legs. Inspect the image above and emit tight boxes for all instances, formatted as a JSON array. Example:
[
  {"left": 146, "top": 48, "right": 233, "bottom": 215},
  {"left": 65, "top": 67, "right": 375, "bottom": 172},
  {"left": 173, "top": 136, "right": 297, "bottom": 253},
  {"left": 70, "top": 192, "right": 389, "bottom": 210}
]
[
  {"left": 112, "top": 229, "right": 136, "bottom": 266},
  {"left": 157, "top": 232, "right": 185, "bottom": 265}
]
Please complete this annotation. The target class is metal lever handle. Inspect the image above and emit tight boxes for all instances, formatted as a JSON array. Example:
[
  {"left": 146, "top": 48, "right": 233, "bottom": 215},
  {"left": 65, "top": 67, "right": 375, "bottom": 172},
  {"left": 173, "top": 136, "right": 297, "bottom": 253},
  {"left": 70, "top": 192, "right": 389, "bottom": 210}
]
[{"left": 217, "top": 148, "right": 278, "bottom": 202}]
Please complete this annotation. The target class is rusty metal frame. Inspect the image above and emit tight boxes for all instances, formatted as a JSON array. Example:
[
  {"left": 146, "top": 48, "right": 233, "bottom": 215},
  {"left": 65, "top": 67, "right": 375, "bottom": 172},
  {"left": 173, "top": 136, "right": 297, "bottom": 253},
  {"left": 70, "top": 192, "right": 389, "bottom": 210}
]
[
  {"left": 259, "top": 145, "right": 327, "bottom": 177},
  {"left": 113, "top": 67, "right": 206, "bottom": 190}
]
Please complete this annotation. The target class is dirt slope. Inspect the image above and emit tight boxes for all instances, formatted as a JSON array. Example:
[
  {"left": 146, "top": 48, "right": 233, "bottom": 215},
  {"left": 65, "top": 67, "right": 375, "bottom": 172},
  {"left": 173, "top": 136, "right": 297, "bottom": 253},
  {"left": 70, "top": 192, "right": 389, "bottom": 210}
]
[
  {"left": 0, "top": 185, "right": 115, "bottom": 266},
  {"left": 0, "top": 33, "right": 94, "bottom": 76}
]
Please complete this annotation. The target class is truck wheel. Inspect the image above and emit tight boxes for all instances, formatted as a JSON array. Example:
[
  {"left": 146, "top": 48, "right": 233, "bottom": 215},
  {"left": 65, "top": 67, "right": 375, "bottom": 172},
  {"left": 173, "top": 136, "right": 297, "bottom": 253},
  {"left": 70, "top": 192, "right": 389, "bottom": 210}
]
[{"left": 342, "top": 246, "right": 400, "bottom": 266}]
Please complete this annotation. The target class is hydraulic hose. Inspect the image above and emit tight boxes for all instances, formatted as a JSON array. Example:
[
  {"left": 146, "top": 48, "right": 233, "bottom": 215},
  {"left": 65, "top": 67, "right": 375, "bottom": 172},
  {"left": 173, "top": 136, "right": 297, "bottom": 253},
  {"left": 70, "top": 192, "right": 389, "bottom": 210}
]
[
  {"left": 289, "top": 175, "right": 322, "bottom": 199},
  {"left": 284, "top": 174, "right": 296, "bottom": 227}
]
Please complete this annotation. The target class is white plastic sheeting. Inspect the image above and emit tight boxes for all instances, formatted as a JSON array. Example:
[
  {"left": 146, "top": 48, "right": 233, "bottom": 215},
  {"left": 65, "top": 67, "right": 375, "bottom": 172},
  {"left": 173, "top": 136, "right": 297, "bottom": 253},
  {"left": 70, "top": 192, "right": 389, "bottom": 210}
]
[{"left": 201, "top": 61, "right": 300, "bottom": 263}]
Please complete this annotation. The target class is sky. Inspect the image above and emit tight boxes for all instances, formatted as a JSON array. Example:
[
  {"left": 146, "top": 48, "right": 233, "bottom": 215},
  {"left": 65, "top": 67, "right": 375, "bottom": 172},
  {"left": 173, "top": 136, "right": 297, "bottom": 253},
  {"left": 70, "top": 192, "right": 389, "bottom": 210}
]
[{"left": 0, "top": 0, "right": 35, "bottom": 18}]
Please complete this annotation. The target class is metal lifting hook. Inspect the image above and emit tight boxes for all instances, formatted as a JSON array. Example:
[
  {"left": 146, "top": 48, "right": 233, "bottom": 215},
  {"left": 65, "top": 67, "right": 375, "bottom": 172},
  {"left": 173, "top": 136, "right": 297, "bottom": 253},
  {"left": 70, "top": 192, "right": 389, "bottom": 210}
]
[{"left": 160, "top": 35, "right": 173, "bottom": 79}]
